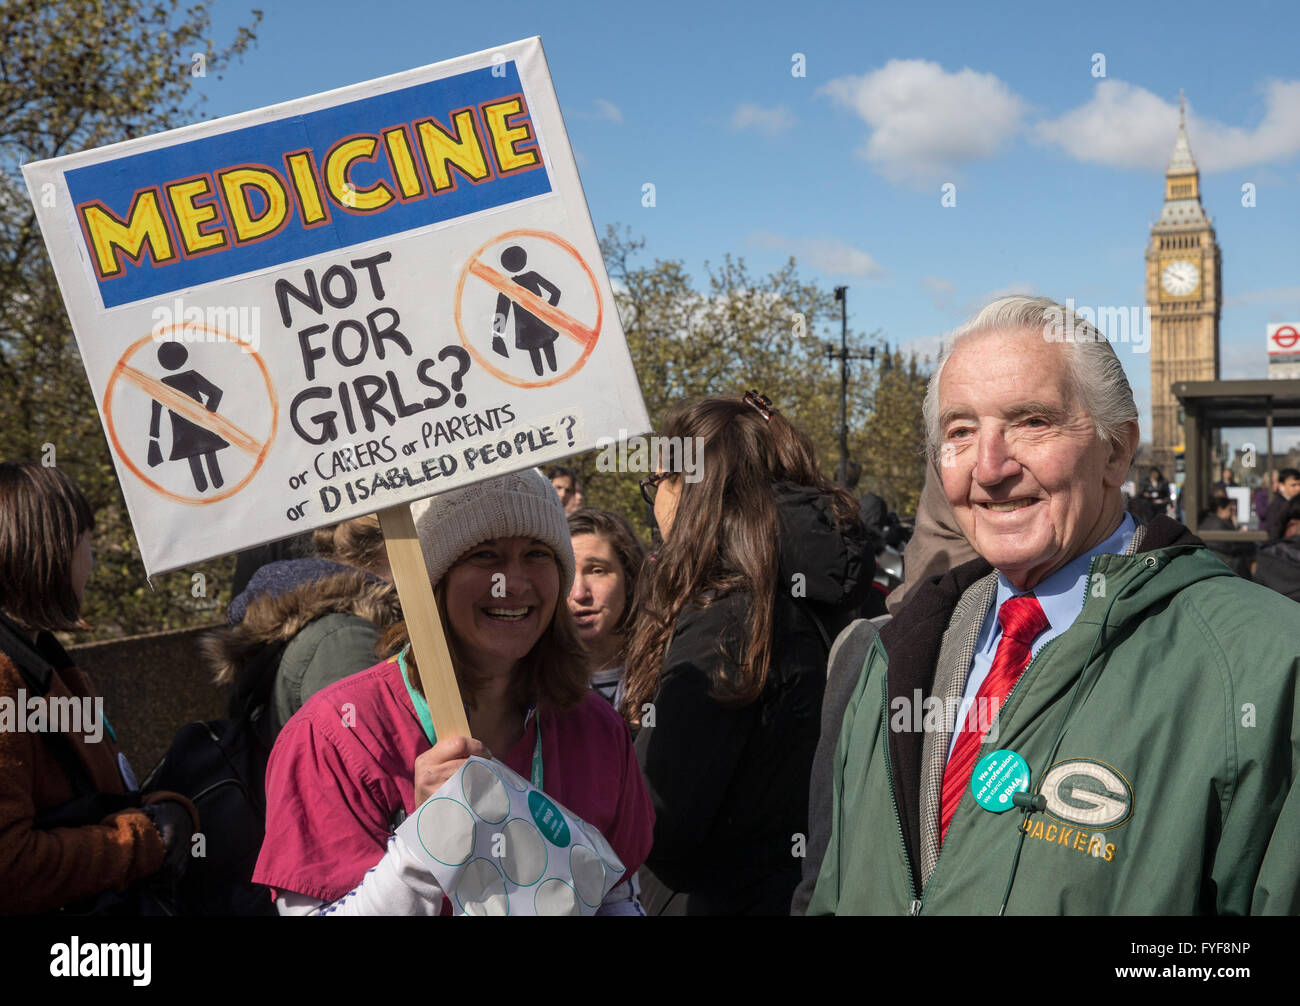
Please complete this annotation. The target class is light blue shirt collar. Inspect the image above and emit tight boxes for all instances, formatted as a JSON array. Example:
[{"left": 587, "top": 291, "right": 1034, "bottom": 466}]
[
  {"left": 949, "top": 511, "right": 1139, "bottom": 761},
  {"left": 991, "top": 511, "right": 1138, "bottom": 644}
]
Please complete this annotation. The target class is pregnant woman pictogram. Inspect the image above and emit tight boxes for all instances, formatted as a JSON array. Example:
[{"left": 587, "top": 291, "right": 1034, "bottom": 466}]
[{"left": 147, "top": 342, "right": 230, "bottom": 492}]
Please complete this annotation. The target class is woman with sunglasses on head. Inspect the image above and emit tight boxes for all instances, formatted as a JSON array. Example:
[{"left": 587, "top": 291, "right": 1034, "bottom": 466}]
[
  {"left": 623, "top": 392, "right": 873, "bottom": 915},
  {"left": 254, "top": 469, "right": 654, "bottom": 915}
]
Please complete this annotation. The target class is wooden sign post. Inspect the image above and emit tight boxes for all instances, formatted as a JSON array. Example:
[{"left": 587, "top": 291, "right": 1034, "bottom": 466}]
[{"left": 378, "top": 504, "right": 470, "bottom": 739}]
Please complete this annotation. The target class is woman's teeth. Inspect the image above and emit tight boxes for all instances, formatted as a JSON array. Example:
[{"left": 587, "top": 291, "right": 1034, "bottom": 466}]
[{"left": 485, "top": 607, "right": 529, "bottom": 621}]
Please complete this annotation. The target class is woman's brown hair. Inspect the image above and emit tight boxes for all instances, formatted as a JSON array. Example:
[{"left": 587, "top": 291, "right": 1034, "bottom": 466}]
[
  {"left": 0, "top": 462, "right": 95, "bottom": 632},
  {"left": 379, "top": 551, "right": 590, "bottom": 715},
  {"left": 620, "top": 396, "right": 856, "bottom": 724},
  {"left": 313, "top": 513, "right": 387, "bottom": 571}
]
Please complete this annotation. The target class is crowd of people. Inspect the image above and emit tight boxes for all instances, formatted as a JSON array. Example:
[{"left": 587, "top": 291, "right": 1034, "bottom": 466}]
[
  {"left": 1132, "top": 464, "right": 1300, "bottom": 598},
  {"left": 3, "top": 294, "right": 1298, "bottom": 916}
]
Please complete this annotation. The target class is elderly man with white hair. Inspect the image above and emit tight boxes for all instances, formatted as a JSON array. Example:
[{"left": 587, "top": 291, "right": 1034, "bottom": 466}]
[{"left": 806, "top": 296, "right": 1300, "bottom": 915}]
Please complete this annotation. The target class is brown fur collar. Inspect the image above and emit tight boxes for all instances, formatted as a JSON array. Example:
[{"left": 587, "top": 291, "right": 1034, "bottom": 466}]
[{"left": 203, "top": 570, "right": 400, "bottom": 686}]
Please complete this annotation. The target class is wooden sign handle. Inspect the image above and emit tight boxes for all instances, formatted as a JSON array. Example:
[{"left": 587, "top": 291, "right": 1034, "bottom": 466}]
[{"left": 378, "top": 503, "right": 471, "bottom": 739}]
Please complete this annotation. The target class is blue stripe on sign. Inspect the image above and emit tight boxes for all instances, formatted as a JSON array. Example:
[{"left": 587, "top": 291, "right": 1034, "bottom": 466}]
[{"left": 65, "top": 61, "right": 551, "bottom": 308}]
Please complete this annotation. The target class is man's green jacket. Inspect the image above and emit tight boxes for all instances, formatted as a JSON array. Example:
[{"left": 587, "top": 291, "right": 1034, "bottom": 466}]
[{"left": 809, "top": 517, "right": 1300, "bottom": 915}]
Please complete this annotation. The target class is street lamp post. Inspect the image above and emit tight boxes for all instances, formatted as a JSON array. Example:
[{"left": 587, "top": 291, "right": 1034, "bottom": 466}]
[
  {"left": 828, "top": 286, "right": 877, "bottom": 486},
  {"left": 835, "top": 287, "right": 848, "bottom": 484}
]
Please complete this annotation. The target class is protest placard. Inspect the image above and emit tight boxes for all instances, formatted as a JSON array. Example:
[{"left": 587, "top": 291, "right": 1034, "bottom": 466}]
[
  {"left": 23, "top": 36, "right": 649, "bottom": 577},
  {"left": 25, "top": 36, "right": 650, "bottom": 736}
]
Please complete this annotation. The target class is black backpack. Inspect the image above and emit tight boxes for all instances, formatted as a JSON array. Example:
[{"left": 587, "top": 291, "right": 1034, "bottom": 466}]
[{"left": 141, "top": 640, "right": 286, "bottom": 916}]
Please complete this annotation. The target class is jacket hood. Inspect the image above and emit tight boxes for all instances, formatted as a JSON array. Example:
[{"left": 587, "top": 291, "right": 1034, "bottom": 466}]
[
  {"left": 204, "top": 564, "right": 401, "bottom": 686},
  {"left": 1087, "top": 516, "right": 1232, "bottom": 630},
  {"left": 773, "top": 481, "right": 874, "bottom": 615},
  {"left": 885, "top": 514, "right": 1207, "bottom": 648},
  {"left": 228, "top": 557, "right": 373, "bottom": 624}
]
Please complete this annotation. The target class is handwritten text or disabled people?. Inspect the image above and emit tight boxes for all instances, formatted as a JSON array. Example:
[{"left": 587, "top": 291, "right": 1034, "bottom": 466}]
[{"left": 317, "top": 422, "right": 563, "bottom": 513}]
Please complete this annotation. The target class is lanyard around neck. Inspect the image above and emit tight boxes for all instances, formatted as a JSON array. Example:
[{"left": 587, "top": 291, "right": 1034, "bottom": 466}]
[{"left": 397, "top": 647, "right": 543, "bottom": 790}]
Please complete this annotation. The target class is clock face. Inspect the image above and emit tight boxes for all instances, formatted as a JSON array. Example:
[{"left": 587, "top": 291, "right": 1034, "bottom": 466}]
[{"left": 1161, "top": 260, "right": 1200, "bottom": 296}]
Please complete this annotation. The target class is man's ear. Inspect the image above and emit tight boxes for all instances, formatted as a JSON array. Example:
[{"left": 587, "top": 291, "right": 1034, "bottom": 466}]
[{"left": 1105, "top": 421, "right": 1141, "bottom": 487}]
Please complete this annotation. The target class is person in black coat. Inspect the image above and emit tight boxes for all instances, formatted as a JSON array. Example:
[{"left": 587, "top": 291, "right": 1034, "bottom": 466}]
[
  {"left": 1137, "top": 466, "right": 1171, "bottom": 522},
  {"left": 1198, "top": 496, "right": 1254, "bottom": 578},
  {"left": 622, "top": 392, "right": 872, "bottom": 915},
  {"left": 1264, "top": 468, "right": 1300, "bottom": 542},
  {"left": 1254, "top": 517, "right": 1300, "bottom": 602}
]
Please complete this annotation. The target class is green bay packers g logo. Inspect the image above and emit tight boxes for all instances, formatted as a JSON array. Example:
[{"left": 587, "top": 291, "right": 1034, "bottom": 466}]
[{"left": 1040, "top": 758, "right": 1133, "bottom": 830}]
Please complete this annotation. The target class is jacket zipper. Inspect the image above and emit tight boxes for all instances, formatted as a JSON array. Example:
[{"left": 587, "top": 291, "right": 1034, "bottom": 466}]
[
  {"left": 1078, "top": 554, "right": 1099, "bottom": 611},
  {"left": 905, "top": 634, "right": 1060, "bottom": 914},
  {"left": 880, "top": 672, "right": 922, "bottom": 915}
]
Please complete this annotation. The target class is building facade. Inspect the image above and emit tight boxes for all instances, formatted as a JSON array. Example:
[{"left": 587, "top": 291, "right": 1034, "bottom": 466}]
[{"left": 1146, "top": 99, "right": 1222, "bottom": 480}]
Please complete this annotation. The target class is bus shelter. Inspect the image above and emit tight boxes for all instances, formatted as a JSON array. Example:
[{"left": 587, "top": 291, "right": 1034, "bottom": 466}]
[{"left": 1173, "top": 379, "right": 1300, "bottom": 542}]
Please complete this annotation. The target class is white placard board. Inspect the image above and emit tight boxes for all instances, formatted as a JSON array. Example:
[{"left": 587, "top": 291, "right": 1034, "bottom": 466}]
[{"left": 24, "top": 37, "right": 649, "bottom": 574}]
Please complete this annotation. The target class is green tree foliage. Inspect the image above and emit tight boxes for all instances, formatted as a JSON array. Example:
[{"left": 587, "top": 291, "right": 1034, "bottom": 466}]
[
  {"left": 0, "top": 0, "right": 261, "bottom": 639},
  {"left": 570, "top": 227, "right": 929, "bottom": 538},
  {"left": 855, "top": 350, "right": 930, "bottom": 516}
]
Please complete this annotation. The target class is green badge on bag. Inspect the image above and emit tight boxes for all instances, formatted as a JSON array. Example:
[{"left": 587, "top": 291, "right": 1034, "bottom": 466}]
[
  {"left": 528, "top": 790, "right": 571, "bottom": 847},
  {"left": 971, "top": 749, "right": 1030, "bottom": 812}
]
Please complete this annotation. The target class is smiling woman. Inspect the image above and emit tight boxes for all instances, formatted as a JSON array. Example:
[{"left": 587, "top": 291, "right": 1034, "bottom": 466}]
[{"left": 253, "top": 469, "right": 654, "bottom": 916}]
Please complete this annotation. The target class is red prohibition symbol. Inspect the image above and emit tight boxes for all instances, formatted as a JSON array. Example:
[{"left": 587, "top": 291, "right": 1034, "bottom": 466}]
[{"left": 1272, "top": 325, "right": 1299, "bottom": 350}]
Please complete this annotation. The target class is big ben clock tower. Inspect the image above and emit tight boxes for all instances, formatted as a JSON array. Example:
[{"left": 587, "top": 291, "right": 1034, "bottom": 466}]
[{"left": 1147, "top": 95, "right": 1222, "bottom": 479}]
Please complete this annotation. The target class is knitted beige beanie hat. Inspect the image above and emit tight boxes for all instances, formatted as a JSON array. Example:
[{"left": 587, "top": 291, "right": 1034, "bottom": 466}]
[{"left": 410, "top": 468, "right": 575, "bottom": 594}]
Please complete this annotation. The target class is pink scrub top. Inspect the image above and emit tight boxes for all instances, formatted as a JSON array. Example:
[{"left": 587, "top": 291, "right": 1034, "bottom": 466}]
[{"left": 254, "top": 658, "right": 655, "bottom": 904}]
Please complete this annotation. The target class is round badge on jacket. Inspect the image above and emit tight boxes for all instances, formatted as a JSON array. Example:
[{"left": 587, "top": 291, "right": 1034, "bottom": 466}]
[{"left": 970, "top": 749, "right": 1030, "bottom": 812}]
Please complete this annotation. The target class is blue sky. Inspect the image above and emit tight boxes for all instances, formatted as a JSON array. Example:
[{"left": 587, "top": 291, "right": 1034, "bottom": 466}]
[{"left": 197, "top": 0, "right": 1300, "bottom": 445}]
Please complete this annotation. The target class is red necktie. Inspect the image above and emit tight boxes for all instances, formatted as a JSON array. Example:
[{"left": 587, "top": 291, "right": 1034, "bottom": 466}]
[{"left": 939, "top": 594, "right": 1049, "bottom": 843}]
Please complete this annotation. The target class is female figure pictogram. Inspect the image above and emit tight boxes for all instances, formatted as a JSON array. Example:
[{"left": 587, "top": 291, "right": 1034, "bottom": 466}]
[
  {"left": 147, "top": 342, "right": 229, "bottom": 492},
  {"left": 492, "top": 245, "right": 562, "bottom": 376}
]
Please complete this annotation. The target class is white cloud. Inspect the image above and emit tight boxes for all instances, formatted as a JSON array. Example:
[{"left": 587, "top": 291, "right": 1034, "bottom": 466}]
[
  {"left": 896, "top": 283, "right": 1038, "bottom": 364},
  {"left": 592, "top": 98, "right": 623, "bottom": 124},
  {"left": 919, "top": 275, "right": 956, "bottom": 310},
  {"left": 1034, "top": 81, "right": 1170, "bottom": 170},
  {"left": 1035, "top": 79, "right": 1300, "bottom": 172},
  {"left": 748, "top": 231, "right": 885, "bottom": 277},
  {"left": 819, "top": 59, "right": 1026, "bottom": 184},
  {"left": 729, "top": 103, "right": 797, "bottom": 136},
  {"left": 1224, "top": 285, "right": 1300, "bottom": 309},
  {"left": 960, "top": 282, "right": 1037, "bottom": 317},
  {"left": 572, "top": 99, "right": 622, "bottom": 124}
]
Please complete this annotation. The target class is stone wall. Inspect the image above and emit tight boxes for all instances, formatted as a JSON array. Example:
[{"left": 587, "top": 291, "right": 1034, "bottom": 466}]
[{"left": 69, "top": 624, "right": 227, "bottom": 774}]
